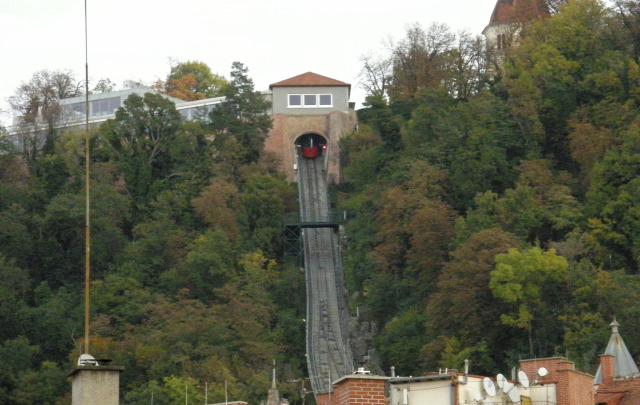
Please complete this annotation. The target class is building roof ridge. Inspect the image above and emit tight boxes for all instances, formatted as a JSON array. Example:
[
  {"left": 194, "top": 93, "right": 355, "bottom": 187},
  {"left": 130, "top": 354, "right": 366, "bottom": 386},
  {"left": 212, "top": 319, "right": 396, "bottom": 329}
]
[{"left": 269, "top": 72, "right": 350, "bottom": 89}]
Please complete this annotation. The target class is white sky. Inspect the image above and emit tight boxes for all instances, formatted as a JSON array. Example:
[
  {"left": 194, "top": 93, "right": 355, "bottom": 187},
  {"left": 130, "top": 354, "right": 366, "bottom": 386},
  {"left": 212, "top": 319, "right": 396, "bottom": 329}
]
[{"left": 0, "top": 0, "right": 498, "bottom": 125}]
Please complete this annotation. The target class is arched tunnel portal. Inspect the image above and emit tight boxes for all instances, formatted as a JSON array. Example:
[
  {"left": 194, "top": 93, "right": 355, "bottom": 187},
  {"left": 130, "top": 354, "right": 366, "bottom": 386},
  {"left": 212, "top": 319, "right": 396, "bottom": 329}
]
[{"left": 295, "top": 133, "right": 328, "bottom": 159}]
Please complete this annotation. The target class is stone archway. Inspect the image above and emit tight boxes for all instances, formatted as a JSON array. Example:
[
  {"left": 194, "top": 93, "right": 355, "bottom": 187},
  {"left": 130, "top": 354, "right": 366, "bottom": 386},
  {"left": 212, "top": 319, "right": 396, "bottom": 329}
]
[
  {"left": 295, "top": 132, "right": 328, "bottom": 158},
  {"left": 264, "top": 111, "right": 357, "bottom": 183}
]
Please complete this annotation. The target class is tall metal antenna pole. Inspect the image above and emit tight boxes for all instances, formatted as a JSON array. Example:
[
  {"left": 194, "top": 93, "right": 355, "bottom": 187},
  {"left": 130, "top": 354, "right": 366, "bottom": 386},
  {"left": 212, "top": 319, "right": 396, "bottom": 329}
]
[{"left": 83, "top": 0, "right": 91, "bottom": 355}]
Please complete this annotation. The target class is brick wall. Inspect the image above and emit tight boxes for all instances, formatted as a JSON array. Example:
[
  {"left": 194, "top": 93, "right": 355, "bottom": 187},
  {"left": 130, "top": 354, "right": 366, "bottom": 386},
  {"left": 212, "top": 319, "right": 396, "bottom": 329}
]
[
  {"left": 330, "top": 375, "right": 389, "bottom": 405},
  {"left": 519, "top": 357, "right": 594, "bottom": 405},
  {"left": 264, "top": 111, "right": 356, "bottom": 183},
  {"left": 556, "top": 367, "right": 594, "bottom": 405},
  {"left": 316, "top": 393, "right": 331, "bottom": 405}
]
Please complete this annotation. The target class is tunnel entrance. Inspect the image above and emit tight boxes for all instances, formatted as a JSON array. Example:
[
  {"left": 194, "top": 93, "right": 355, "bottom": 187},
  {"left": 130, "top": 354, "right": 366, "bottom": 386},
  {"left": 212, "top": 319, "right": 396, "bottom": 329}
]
[{"left": 295, "top": 133, "right": 327, "bottom": 159}]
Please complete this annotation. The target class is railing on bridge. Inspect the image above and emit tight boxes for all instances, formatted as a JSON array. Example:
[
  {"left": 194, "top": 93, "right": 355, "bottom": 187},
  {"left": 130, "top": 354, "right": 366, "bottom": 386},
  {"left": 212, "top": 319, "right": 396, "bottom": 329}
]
[
  {"left": 283, "top": 212, "right": 346, "bottom": 264},
  {"left": 283, "top": 211, "right": 346, "bottom": 228}
]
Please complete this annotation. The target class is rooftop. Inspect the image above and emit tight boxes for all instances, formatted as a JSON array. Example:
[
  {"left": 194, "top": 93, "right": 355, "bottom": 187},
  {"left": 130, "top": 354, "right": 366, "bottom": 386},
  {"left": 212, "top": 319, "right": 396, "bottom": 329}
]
[
  {"left": 595, "top": 319, "right": 640, "bottom": 384},
  {"left": 269, "top": 72, "right": 350, "bottom": 90},
  {"left": 596, "top": 376, "right": 640, "bottom": 405},
  {"left": 487, "top": 0, "right": 549, "bottom": 26}
]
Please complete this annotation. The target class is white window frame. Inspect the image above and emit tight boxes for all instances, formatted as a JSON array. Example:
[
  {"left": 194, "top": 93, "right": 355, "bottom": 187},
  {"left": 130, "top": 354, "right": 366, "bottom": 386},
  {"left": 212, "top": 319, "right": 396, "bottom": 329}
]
[
  {"left": 288, "top": 94, "right": 302, "bottom": 107},
  {"left": 304, "top": 94, "right": 318, "bottom": 107},
  {"left": 318, "top": 94, "right": 333, "bottom": 107},
  {"left": 287, "top": 93, "right": 333, "bottom": 108}
]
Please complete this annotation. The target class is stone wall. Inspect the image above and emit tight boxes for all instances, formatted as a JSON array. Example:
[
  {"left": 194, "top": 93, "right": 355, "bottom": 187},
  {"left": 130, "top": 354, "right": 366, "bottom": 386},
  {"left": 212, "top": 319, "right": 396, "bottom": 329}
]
[{"left": 264, "top": 110, "right": 357, "bottom": 183}]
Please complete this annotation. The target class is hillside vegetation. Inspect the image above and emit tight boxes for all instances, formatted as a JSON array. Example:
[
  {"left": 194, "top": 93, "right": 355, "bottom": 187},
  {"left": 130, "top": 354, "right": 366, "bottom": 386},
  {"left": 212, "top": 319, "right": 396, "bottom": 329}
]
[
  {"left": 0, "top": 63, "right": 306, "bottom": 405},
  {"left": 1, "top": 0, "right": 640, "bottom": 403},
  {"left": 343, "top": 0, "right": 640, "bottom": 377}
]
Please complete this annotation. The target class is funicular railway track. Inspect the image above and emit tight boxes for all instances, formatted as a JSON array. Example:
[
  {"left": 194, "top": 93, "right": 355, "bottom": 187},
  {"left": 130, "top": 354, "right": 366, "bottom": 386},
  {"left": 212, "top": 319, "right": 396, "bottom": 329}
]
[{"left": 298, "top": 151, "right": 354, "bottom": 396}]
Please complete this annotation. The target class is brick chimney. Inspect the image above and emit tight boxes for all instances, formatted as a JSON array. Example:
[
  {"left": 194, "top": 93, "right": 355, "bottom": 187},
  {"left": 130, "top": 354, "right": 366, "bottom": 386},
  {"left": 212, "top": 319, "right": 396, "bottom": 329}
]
[
  {"left": 330, "top": 374, "right": 389, "bottom": 405},
  {"left": 600, "top": 354, "right": 615, "bottom": 385}
]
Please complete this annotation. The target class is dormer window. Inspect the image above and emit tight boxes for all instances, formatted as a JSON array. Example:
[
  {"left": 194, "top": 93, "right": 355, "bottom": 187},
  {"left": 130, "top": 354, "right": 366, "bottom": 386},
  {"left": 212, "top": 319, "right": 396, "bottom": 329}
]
[{"left": 288, "top": 93, "right": 333, "bottom": 108}]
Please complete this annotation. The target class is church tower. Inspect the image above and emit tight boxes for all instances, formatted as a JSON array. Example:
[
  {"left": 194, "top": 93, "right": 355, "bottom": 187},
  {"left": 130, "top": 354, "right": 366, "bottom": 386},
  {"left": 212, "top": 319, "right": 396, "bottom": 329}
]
[{"left": 482, "top": 0, "right": 549, "bottom": 49}]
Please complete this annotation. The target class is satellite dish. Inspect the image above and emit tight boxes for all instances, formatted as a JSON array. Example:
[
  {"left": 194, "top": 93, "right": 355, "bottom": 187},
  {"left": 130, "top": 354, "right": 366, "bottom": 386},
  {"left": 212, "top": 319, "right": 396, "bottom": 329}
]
[
  {"left": 496, "top": 373, "right": 507, "bottom": 389},
  {"left": 473, "top": 388, "right": 483, "bottom": 402},
  {"left": 77, "top": 354, "right": 98, "bottom": 366},
  {"left": 518, "top": 370, "right": 530, "bottom": 388},
  {"left": 508, "top": 386, "right": 521, "bottom": 402},
  {"left": 538, "top": 367, "right": 549, "bottom": 377},
  {"left": 503, "top": 379, "right": 514, "bottom": 393},
  {"left": 483, "top": 377, "right": 497, "bottom": 397}
]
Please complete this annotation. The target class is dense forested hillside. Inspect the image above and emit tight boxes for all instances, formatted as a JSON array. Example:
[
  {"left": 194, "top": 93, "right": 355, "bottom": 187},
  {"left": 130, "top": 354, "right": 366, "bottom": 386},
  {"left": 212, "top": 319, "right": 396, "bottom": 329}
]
[
  {"left": 2, "top": 0, "right": 640, "bottom": 403},
  {"left": 0, "top": 63, "right": 307, "bottom": 404},
  {"left": 342, "top": 0, "right": 640, "bottom": 379}
]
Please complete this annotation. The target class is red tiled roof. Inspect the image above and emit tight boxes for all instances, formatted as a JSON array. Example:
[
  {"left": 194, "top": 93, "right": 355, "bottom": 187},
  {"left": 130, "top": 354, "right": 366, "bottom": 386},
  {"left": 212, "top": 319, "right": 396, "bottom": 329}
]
[
  {"left": 487, "top": 0, "right": 549, "bottom": 25},
  {"left": 596, "top": 392, "right": 626, "bottom": 405},
  {"left": 269, "top": 72, "right": 350, "bottom": 89},
  {"left": 596, "top": 376, "right": 640, "bottom": 405}
]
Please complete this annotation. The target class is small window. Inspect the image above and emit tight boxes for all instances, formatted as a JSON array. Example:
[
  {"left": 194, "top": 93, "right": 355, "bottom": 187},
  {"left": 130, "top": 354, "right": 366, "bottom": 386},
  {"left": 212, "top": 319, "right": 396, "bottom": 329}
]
[
  {"left": 288, "top": 94, "right": 302, "bottom": 107},
  {"left": 497, "top": 33, "right": 509, "bottom": 50},
  {"left": 319, "top": 94, "right": 332, "bottom": 106},
  {"left": 288, "top": 93, "right": 334, "bottom": 109},
  {"left": 304, "top": 94, "right": 317, "bottom": 107}
]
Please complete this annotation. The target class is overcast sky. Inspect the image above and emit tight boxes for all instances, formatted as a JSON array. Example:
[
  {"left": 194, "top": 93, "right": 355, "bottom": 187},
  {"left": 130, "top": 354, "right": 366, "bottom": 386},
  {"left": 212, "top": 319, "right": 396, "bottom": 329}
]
[{"left": 0, "top": 0, "right": 498, "bottom": 125}]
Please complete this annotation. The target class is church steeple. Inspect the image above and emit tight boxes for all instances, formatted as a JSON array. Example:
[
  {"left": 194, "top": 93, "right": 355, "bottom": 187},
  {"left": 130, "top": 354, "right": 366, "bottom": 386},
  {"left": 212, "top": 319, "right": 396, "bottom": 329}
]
[{"left": 594, "top": 318, "right": 640, "bottom": 384}]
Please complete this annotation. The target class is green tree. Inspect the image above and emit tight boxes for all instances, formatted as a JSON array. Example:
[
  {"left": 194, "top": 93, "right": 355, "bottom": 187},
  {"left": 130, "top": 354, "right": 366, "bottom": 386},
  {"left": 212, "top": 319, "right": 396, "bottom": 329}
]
[
  {"left": 434, "top": 337, "right": 497, "bottom": 377},
  {"left": 192, "top": 178, "right": 241, "bottom": 240},
  {"left": 32, "top": 192, "right": 85, "bottom": 287},
  {"left": 585, "top": 120, "right": 640, "bottom": 271},
  {"left": 164, "top": 60, "right": 227, "bottom": 100},
  {"left": 237, "top": 171, "right": 293, "bottom": 256},
  {"left": 208, "top": 62, "right": 273, "bottom": 169},
  {"left": 0, "top": 337, "right": 41, "bottom": 403},
  {"left": 427, "top": 228, "right": 519, "bottom": 369},
  {"left": 615, "top": 0, "right": 640, "bottom": 58},
  {"left": 359, "top": 95, "right": 403, "bottom": 155},
  {"left": 375, "top": 309, "right": 428, "bottom": 376},
  {"left": 22, "top": 283, "right": 80, "bottom": 364},
  {"left": 100, "top": 92, "right": 182, "bottom": 224},
  {"left": 161, "top": 230, "right": 237, "bottom": 300},
  {"left": 91, "top": 274, "right": 154, "bottom": 336},
  {"left": 341, "top": 125, "right": 384, "bottom": 189},
  {"left": 404, "top": 90, "right": 523, "bottom": 209},
  {"left": 503, "top": 0, "right": 632, "bottom": 166},
  {"left": 161, "top": 375, "right": 203, "bottom": 405},
  {"left": 13, "top": 361, "right": 67, "bottom": 405},
  {"left": 0, "top": 255, "right": 30, "bottom": 340},
  {"left": 455, "top": 159, "right": 581, "bottom": 245},
  {"left": 118, "top": 209, "right": 190, "bottom": 288},
  {"left": 490, "top": 246, "right": 569, "bottom": 356}
]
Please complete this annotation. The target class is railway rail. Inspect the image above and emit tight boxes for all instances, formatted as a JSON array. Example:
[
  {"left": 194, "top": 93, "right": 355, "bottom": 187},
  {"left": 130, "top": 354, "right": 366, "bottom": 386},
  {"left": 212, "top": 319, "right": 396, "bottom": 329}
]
[{"left": 298, "top": 153, "right": 354, "bottom": 396}]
